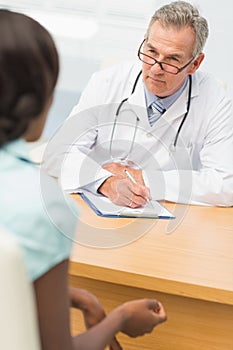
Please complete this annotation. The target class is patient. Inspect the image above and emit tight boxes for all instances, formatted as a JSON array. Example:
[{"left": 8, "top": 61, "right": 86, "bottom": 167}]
[{"left": 0, "top": 9, "right": 166, "bottom": 350}]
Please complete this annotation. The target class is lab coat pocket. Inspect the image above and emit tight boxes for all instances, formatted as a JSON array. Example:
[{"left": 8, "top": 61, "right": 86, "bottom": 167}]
[{"left": 169, "top": 144, "right": 193, "bottom": 170}]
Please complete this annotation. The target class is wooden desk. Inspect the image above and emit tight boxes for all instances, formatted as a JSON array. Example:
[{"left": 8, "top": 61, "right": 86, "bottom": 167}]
[{"left": 69, "top": 195, "right": 233, "bottom": 350}]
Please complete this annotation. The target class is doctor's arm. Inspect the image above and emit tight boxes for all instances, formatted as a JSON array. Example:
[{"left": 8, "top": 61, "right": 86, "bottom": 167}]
[
  {"left": 146, "top": 98, "right": 233, "bottom": 207},
  {"left": 43, "top": 105, "right": 151, "bottom": 206},
  {"left": 42, "top": 69, "right": 106, "bottom": 183},
  {"left": 42, "top": 106, "right": 110, "bottom": 190}
]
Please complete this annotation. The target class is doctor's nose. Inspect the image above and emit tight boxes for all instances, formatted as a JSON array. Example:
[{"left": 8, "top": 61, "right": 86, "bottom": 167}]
[{"left": 150, "top": 61, "right": 164, "bottom": 74}]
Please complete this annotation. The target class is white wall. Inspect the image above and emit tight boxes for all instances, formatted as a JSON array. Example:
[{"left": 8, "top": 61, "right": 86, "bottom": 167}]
[
  {"left": 155, "top": 0, "right": 233, "bottom": 97},
  {"left": 51, "top": 0, "right": 233, "bottom": 97},
  {"left": 1, "top": 0, "right": 233, "bottom": 137}
]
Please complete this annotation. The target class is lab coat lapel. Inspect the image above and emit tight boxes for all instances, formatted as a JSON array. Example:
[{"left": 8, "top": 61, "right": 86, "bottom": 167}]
[
  {"left": 163, "top": 88, "right": 188, "bottom": 122},
  {"left": 150, "top": 77, "right": 195, "bottom": 130},
  {"left": 124, "top": 74, "right": 199, "bottom": 129}
]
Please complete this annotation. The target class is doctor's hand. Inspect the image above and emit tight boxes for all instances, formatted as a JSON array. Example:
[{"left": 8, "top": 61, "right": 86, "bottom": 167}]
[
  {"left": 103, "top": 162, "right": 145, "bottom": 186},
  {"left": 98, "top": 163, "right": 151, "bottom": 208}
]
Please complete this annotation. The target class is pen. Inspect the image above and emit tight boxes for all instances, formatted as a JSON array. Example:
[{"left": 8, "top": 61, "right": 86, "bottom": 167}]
[
  {"left": 125, "top": 169, "right": 152, "bottom": 205},
  {"left": 125, "top": 169, "right": 137, "bottom": 184}
]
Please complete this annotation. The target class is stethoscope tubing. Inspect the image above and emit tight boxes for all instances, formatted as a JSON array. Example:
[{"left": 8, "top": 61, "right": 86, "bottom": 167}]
[
  {"left": 173, "top": 74, "right": 192, "bottom": 148},
  {"left": 110, "top": 71, "right": 192, "bottom": 160}
]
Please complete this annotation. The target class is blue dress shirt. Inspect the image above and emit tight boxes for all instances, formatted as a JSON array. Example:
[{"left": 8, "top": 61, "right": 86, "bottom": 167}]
[{"left": 144, "top": 77, "right": 188, "bottom": 110}]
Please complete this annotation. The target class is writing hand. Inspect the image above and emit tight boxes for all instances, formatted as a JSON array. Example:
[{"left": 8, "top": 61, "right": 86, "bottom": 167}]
[
  {"left": 100, "top": 163, "right": 150, "bottom": 208},
  {"left": 103, "top": 162, "right": 145, "bottom": 186}
]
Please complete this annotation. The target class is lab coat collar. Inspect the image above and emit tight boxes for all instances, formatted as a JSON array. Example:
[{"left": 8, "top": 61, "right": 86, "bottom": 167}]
[
  {"left": 126, "top": 72, "right": 200, "bottom": 128},
  {"left": 162, "top": 73, "right": 199, "bottom": 124}
]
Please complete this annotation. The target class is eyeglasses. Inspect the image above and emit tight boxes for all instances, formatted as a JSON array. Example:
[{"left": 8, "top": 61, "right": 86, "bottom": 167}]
[{"left": 138, "top": 39, "right": 194, "bottom": 75}]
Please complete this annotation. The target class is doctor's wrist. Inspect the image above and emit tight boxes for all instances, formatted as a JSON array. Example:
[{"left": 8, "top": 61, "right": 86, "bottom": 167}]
[{"left": 97, "top": 175, "right": 114, "bottom": 196}]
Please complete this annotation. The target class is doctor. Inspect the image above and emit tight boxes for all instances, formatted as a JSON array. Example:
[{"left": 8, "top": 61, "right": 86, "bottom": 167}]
[{"left": 44, "top": 1, "right": 233, "bottom": 207}]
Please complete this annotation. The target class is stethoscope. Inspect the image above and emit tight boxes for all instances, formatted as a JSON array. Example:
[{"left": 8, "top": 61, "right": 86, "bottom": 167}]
[
  {"left": 109, "top": 71, "right": 192, "bottom": 162},
  {"left": 109, "top": 71, "right": 141, "bottom": 164}
]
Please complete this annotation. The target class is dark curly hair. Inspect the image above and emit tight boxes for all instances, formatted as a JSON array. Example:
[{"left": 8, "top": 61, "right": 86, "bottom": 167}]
[{"left": 0, "top": 10, "right": 59, "bottom": 147}]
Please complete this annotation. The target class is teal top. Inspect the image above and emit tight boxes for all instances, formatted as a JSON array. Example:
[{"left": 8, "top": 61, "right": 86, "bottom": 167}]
[{"left": 0, "top": 138, "right": 78, "bottom": 281}]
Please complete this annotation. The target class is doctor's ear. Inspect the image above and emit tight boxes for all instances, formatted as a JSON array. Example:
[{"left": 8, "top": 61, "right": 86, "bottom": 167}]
[{"left": 189, "top": 53, "right": 205, "bottom": 74}]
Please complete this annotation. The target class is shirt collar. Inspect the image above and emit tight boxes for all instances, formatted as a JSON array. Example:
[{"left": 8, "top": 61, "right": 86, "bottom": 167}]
[
  {"left": 2, "top": 138, "right": 32, "bottom": 163},
  {"left": 143, "top": 77, "right": 188, "bottom": 110}
]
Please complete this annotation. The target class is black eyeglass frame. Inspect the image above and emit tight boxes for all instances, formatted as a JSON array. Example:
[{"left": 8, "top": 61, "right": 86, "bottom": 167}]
[{"left": 138, "top": 39, "right": 194, "bottom": 75}]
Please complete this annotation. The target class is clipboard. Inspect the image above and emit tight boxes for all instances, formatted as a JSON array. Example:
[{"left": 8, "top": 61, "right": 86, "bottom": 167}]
[{"left": 80, "top": 191, "right": 175, "bottom": 219}]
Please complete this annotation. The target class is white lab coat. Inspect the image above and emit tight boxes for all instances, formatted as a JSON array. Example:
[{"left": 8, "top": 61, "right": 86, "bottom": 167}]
[{"left": 44, "top": 61, "right": 233, "bottom": 206}]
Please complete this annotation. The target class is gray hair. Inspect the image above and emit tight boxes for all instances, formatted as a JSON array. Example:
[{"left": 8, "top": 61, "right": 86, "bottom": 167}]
[{"left": 147, "top": 1, "right": 209, "bottom": 57}]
